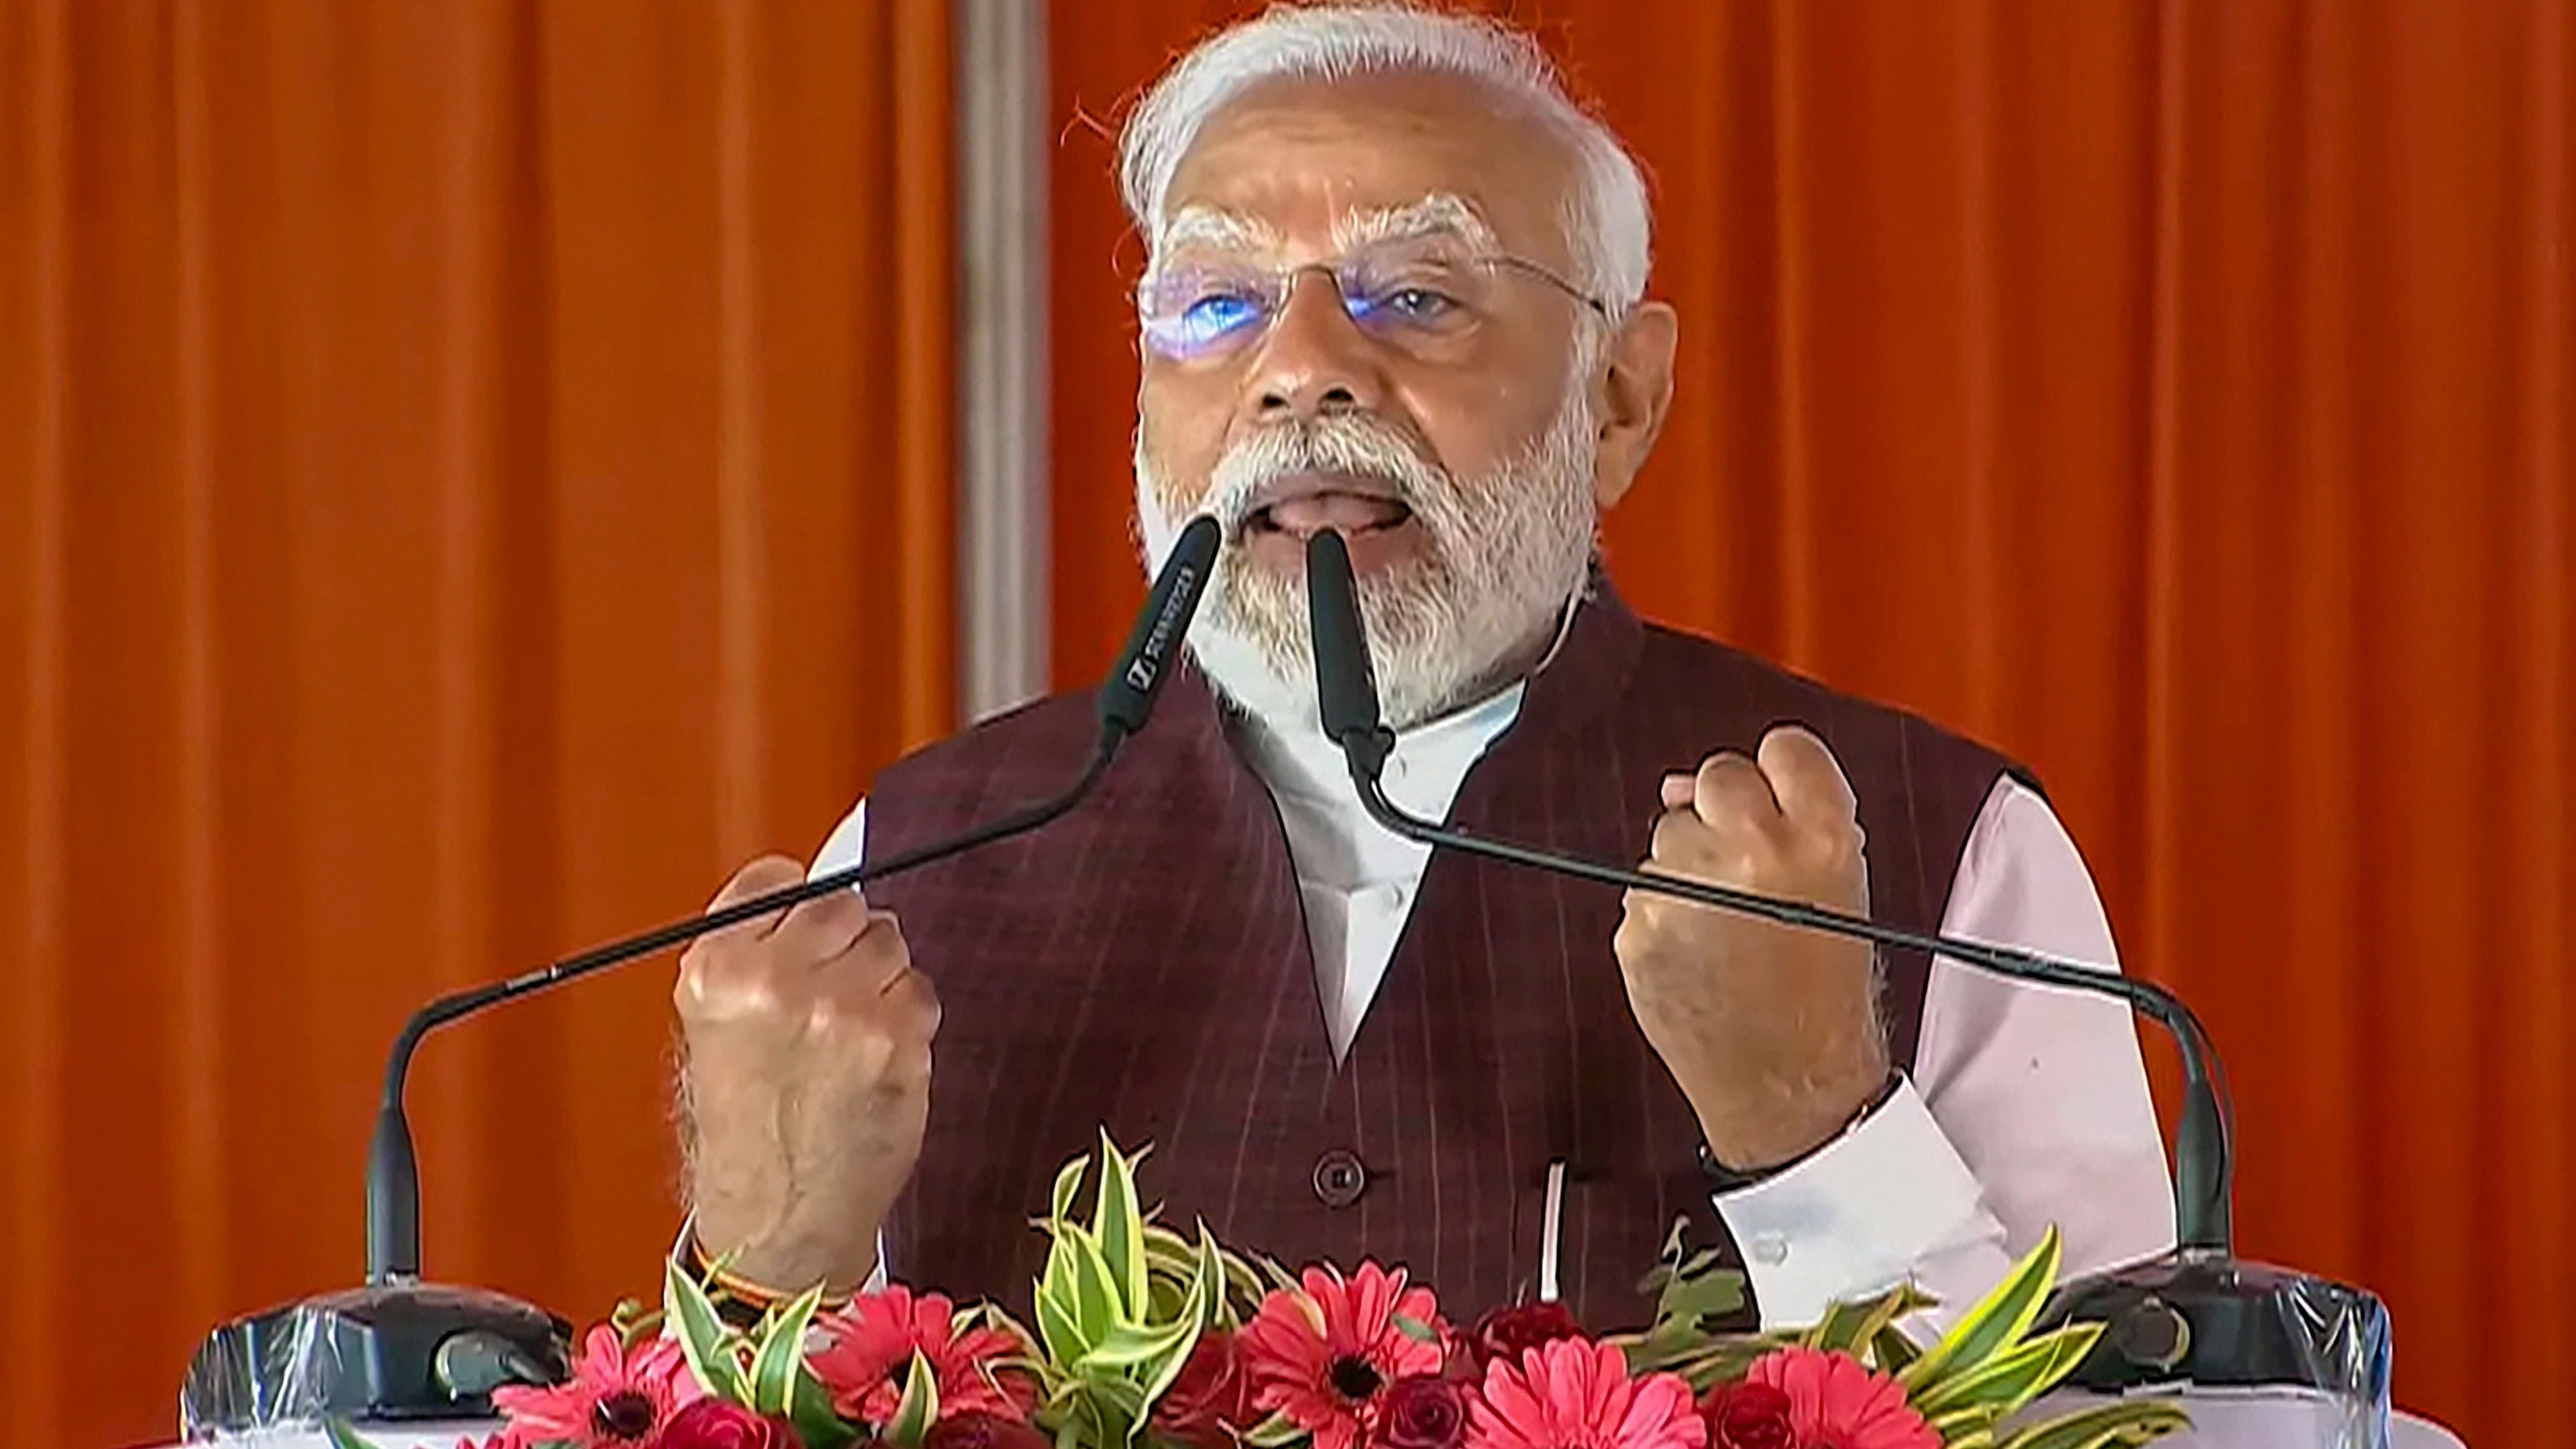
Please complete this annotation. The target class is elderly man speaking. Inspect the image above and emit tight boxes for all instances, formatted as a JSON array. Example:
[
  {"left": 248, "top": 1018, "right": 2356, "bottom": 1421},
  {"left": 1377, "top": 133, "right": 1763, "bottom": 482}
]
[{"left": 670, "top": 2, "right": 2172, "bottom": 1333}]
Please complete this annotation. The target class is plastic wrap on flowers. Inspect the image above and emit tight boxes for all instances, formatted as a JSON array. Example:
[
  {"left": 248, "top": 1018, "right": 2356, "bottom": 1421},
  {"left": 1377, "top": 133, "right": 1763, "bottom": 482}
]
[
  {"left": 181, "top": 1282, "right": 571, "bottom": 1439},
  {"left": 2040, "top": 1251, "right": 2394, "bottom": 1448}
]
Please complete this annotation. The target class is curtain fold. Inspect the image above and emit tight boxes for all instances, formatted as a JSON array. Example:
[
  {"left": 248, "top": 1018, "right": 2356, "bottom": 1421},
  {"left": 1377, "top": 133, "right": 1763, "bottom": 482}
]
[
  {"left": 1050, "top": 3, "right": 2572, "bottom": 1441},
  {"left": 0, "top": 4, "right": 952, "bottom": 1446}
]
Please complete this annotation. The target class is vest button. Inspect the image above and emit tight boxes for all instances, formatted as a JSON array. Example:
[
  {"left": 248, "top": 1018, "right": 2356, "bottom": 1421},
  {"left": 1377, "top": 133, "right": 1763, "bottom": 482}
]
[{"left": 1312, "top": 1150, "right": 1368, "bottom": 1208}]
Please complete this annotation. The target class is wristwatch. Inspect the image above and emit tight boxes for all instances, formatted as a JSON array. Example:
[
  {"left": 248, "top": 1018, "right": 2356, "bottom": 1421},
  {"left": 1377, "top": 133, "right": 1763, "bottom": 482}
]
[{"left": 1697, "top": 1069, "right": 1906, "bottom": 1192}]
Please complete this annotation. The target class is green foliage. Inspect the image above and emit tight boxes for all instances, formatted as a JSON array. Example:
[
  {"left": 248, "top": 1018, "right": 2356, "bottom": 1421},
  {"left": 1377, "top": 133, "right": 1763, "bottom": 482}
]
[
  {"left": 664, "top": 1253, "right": 751, "bottom": 1404},
  {"left": 1994, "top": 1399, "right": 2193, "bottom": 1449},
  {"left": 1023, "top": 1132, "right": 1250, "bottom": 1446},
  {"left": 661, "top": 1249, "right": 861, "bottom": 1449},
  {"left": 886, "top": 1350, "right": 942, "bottom": 1449},
  {"left": 1619, "top": 1225, "right": 2184, "bottom": 1449},
  {"left": 1615, "top": 1217, "right": 1773, "bottom": 1390}
]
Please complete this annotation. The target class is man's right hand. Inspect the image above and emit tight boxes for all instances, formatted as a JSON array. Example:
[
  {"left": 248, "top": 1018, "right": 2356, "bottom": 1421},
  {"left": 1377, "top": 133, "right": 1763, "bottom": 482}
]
[{"left": 675, "top": 855, "right": 939, "bottom": 1294}]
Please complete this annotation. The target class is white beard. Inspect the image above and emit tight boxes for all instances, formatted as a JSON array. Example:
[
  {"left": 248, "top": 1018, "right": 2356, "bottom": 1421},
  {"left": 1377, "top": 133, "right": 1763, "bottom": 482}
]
[{"left": 1135, "top": 379, "right": 1601, "bottom": 734}]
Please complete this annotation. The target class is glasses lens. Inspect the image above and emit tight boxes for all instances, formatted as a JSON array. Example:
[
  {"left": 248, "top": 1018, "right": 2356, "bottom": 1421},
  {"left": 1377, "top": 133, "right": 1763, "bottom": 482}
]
[
  {"left": 1141, "top": 263, "right": 1275, "bottom": 359},
  {"left": 1337, "top": 240, "right": 1488, "bottom": 340}
]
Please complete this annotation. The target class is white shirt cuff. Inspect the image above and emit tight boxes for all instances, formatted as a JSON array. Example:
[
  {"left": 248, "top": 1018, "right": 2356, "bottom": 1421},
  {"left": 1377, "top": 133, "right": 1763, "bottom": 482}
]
[{"left": 1711, "top": 1077, "right": 2002, "bottom": 1328}]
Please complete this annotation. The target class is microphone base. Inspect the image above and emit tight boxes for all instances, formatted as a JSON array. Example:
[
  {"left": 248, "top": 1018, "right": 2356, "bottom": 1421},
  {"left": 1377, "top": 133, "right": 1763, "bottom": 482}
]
[
  {"left": 182, "top": 1280, "right": 572, "bottom": 1436},
  {"left": 2040, "top": 1249, "right": 2390, "bottom": 1404}
]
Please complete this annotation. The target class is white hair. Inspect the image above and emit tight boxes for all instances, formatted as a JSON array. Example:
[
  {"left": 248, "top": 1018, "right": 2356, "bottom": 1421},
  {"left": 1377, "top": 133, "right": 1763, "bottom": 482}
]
[{"left": 1118, "top": 1, "right": 1653, "bottom": 315}]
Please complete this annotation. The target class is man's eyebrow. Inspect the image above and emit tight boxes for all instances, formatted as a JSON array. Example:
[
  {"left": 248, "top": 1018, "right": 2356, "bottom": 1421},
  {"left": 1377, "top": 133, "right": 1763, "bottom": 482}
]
[
  {"left": 1158, "top": 203, "right": 1284, "bottom": 253},
  {"left": 1334, "top": 193, "right": 1500, "bottom": 251}
]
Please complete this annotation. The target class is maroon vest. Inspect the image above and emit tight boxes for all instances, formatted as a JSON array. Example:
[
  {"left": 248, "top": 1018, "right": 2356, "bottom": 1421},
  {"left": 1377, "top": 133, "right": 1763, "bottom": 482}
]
[{"left": 863, "top": 584, "right": 2024, "bottom": 1330}]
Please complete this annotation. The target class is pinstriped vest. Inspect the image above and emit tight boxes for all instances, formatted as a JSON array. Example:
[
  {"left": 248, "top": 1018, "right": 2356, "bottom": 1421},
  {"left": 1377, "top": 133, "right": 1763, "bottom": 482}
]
[{"left": 862, "top": 584, "right": 2020, "bottom": 1329}]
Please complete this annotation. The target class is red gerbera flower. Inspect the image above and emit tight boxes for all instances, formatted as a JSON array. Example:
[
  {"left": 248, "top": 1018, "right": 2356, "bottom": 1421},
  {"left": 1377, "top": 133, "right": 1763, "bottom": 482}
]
[
  {"left": 808, "top": 1286, "right": 1031, "bottom": 1427},
  {"left": 1742, "top": 1348, "right": 1938, "bottom": 1449},
  {"left": 490, "top": 1324, "right": 703, "bottom": 1448},
  {"left": 1239, "top": 1261, "right": 1447, "bottom": 1449},
  {"left": 1466, "top": 1338, "right": 1704, "bottom": 1449}
]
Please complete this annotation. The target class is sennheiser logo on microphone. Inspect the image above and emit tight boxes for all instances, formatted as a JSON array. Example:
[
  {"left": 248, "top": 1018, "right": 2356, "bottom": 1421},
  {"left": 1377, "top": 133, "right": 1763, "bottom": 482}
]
[{"left": 1128, "top": 561, "right": 1202, "bottom": 692}]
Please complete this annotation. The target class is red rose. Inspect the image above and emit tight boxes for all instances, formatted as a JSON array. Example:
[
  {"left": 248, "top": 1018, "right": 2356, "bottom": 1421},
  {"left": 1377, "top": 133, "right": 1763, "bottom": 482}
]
[
  {"left": 926, "top": 1409, "right": 1055, "bottom": 1449},
  {"left": 1463, "top": 1302, "right": 1586, "bottom": 1375},
  {"left": 1153, "top": 1331, "right": 1256, "bottom": 1448},
  {"left": 1697, "top": 1380, "right": 1794, "bottom": 1449},
  {"left": 659, "top": 1397, "right": 804, "bottom": 1449},
  {"left": 1374, "top": 1373, "right": 1467, "bottom": 1449}
]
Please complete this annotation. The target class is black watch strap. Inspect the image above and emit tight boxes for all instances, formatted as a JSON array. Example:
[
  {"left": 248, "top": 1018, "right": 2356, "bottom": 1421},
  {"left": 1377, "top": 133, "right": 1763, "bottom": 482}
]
[{"left": 1697, "top": 1069, "right": 1907, "bottom": 1193}]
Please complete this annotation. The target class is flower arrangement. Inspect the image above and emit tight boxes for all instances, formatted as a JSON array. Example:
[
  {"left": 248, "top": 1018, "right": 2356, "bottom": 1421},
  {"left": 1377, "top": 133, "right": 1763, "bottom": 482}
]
[{"left": 332, "top": 1136, "right": 2185, "bottom": 1449}]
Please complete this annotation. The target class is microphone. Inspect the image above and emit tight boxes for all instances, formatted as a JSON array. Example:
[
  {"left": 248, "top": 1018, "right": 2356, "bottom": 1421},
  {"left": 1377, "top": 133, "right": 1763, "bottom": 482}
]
[
  {"left": 184, "top": 516, "right": 1223, "bottom": 1436},
  {"left": 1301, "top": 530, "right": 2390, "bottom": 1401}
]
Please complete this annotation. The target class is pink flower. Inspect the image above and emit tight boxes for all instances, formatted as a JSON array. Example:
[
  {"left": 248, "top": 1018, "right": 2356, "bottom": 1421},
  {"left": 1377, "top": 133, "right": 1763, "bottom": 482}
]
[
  {"left": 1240, "top": 1261, "right": 1448, "bottom": 1449},
  {"left": 808, "top": 1286, "right": 1031, "bottom": 1427},
  {"left": 1467, "top": 1338, "right": 1704, "bottom": 1449},
  {"left": 490, "top": 1324, "right": 704, "bottom": 1448},
  {"left": 1743, "top": 1348, "right": 1938, "bottom": 1449},
  {"left": 658, "top": 1397, "right": 804, "bottom": 1449}
]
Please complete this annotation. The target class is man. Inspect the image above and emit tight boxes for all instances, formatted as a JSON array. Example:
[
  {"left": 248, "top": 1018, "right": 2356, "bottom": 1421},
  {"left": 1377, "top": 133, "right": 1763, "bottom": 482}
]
[{"left": 673, "top": 2, "right": 2172, "bottom": 1332}]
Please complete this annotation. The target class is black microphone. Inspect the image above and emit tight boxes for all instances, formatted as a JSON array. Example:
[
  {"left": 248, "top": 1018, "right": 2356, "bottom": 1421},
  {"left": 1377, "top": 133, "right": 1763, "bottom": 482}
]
[
  {"left": 1301, "top": 530, "right": 2389, "bottom": 1400},
  {"left": 184, "top": 516, "right": 1223, "bottom": 1436}
]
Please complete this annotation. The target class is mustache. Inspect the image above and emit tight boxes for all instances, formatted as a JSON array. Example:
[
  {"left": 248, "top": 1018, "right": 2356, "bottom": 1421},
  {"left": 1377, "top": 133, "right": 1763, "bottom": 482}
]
[{"left": 1200, "top": 418, "right": 1451, "bottom": 534}]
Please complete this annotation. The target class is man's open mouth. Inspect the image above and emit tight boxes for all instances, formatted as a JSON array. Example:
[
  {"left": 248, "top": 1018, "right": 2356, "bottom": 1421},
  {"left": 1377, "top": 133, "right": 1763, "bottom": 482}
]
[{"left": 1242, "top": 474, "right": 1416, "bottom": 540}]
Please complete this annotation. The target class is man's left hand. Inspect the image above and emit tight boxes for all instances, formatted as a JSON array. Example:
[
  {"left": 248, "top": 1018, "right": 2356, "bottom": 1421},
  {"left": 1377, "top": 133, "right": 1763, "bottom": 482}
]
[{"left": 1612, "top": 725, "right": 1891, "bottom": 1172}]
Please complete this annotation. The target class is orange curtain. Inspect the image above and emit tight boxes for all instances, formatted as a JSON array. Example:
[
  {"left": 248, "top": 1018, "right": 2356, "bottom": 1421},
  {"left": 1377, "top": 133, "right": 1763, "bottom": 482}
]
[
  {"left": 0, "top": 4, "right": 950, "bottom": 1446},
  {"left": 1052, "top": 1, "right": 2574, "bottom": 1441}
]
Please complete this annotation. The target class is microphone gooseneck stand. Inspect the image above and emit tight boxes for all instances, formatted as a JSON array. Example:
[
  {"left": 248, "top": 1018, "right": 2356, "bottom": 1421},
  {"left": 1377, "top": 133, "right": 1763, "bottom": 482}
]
[
  {"left": 184, "top": 518, "right": 1224, "bottom": 1434},
  {"left": 1301, "top": 528, "right": 2390, "bottom": 1404}
]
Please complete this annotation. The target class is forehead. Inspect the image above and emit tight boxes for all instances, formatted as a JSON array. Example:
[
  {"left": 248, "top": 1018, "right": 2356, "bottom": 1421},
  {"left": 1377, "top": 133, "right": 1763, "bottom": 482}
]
[{"left": 1158, "top": 69, "right": 1578, "bottom": 265}]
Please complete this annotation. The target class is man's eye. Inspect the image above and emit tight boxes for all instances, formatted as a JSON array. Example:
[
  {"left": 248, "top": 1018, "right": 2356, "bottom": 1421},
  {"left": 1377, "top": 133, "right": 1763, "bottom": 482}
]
[
  {"left": 1355, "top": 285, "right": 1460, "bottom": 323},
  {"left": 1177, "top": 291, "right": 1265, "bottom": 340}
]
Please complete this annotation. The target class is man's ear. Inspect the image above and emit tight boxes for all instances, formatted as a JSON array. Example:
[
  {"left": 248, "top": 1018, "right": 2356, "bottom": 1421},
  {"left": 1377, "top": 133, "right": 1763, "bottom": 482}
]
[{"left": 1589, "top": 301, "right": 1678, "bottom": 512}]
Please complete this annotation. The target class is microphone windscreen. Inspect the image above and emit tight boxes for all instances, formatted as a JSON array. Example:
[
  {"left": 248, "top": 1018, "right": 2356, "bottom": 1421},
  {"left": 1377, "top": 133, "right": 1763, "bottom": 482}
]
[
  {"left": 1304, "top": 530, "right": 1384, "bottom": 746},
  {"left": 1099, "top": 514, "right": 1221, "bottom": 738}
]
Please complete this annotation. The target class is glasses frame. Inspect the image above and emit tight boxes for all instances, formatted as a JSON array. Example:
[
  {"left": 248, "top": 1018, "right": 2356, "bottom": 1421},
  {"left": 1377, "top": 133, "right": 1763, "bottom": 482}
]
[{"left": 1135, "top": 244, "right": 1615, "bottom": 362}]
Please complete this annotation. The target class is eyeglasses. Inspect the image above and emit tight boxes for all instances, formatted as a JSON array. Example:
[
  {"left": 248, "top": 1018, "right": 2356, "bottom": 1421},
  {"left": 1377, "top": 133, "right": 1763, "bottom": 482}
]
[{"left": 1137, "top": 234, "right": 1612, "bottom": 363}]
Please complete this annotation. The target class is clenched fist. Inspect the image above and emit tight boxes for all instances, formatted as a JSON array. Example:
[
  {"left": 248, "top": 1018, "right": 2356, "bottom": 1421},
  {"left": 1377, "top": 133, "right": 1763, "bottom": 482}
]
[
  {"left": 676, "top": 856, "right": 939, "bottom": 1293},
  {"left": 1612, "top": 725, "right": 1889, "bottom": 1172}
]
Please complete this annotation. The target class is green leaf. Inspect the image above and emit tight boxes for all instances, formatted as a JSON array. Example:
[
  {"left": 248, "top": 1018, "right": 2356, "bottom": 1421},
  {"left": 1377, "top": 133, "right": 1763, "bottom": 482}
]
[
  {"left": 1901, "top": 1226, "right": 2063, "bottom": 1391},
  {"left": 1843, "top": 1284, "right": 1935, "bottom": 1368},
  {"left": 1135, "top": 1266, "right": 1212, "bottom": 1414},
  {"left": 1799, "top": 1291, "right": 1889, "bottom": 1354},
  {"left": 1996, "top": 1400, "right": 2191, "bottom": 1449},
  {"left": 1079, "top": 1314, "right": 1200, "bottom": 1371},
  {"left": 887, "top": 1349, "right": 942, "bottom": 1449},
  {"left": 1096, "top": 1131, "right": 1151, "bottom": 1319},
  {"left": 1052, "top": 1156, "right": 1090, "bottom": 1226},
  {"left": 665, "top": 1254, "right": 750, "bottom": 1401},
  {"left": 1191, "top": 1225, "right": 1230, "bottom": 1331},
  {"left": 322, "top": 1419, "right": 382, "bottom": 1449},
  {"left": 1915, "top": 1325, "right": 2105, "bottom": 1420},
  {"left": 790, "top": 1367, "right": 864, "bottom": 1449},
  {"left": 1392, "top": 1312, "right": 1440, "bottom": 1343},
  {"left": 1038, "top": 1277, "right": 1090, "bottom": 1366},
  {"left": 1067, "top": 1226, "right": 1127, "bottom": 1340},
  {"left": 750, "top": 1282, "right": 829, "bottom": 1415}
]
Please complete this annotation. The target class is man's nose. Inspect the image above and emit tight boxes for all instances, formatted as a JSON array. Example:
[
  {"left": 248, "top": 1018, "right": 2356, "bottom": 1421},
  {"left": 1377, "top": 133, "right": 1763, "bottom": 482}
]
[{"left": 1244, "top": 271, "right": 1388, "bottom": 421}]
